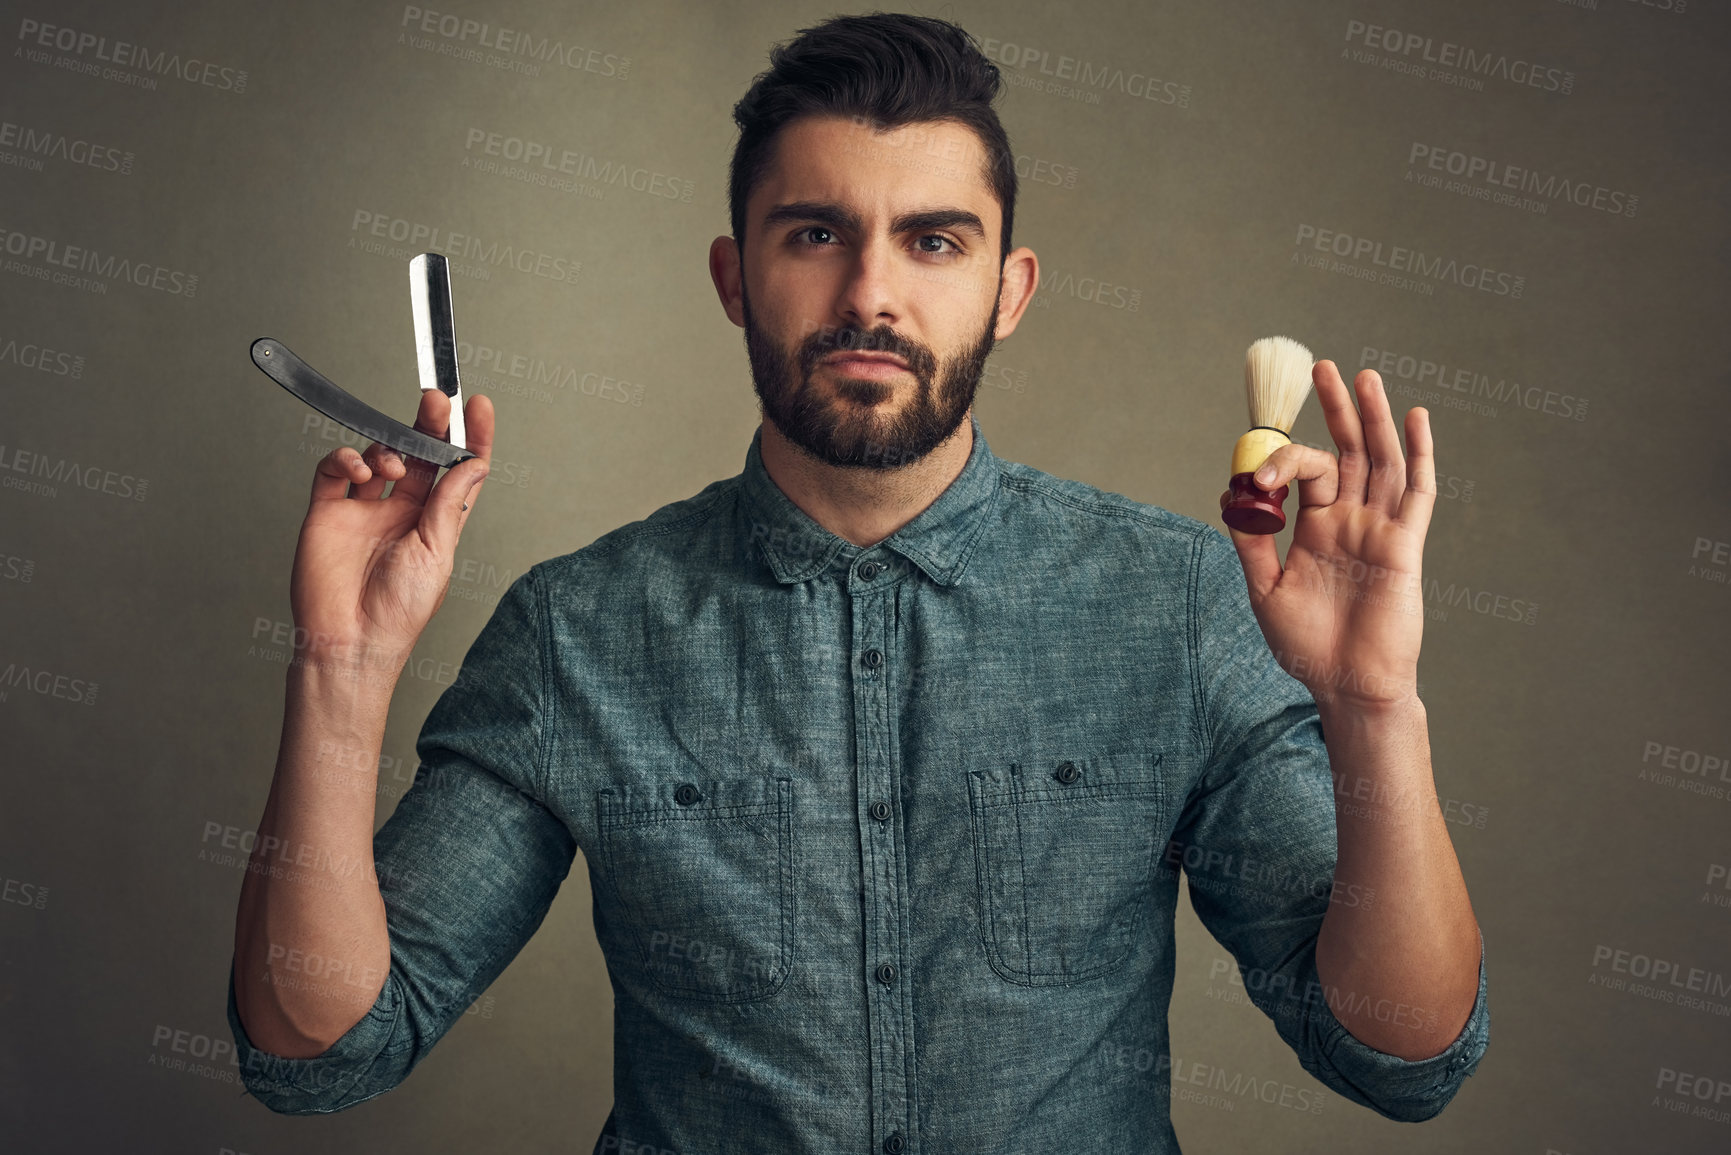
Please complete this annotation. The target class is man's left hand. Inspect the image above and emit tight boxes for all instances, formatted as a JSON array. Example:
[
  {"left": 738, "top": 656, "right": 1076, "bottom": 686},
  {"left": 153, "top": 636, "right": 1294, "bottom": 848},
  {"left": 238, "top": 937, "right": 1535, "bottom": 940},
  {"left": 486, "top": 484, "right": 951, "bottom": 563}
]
[{"left": 1220, "top": 359, "right": 1433, "bottom": 712}]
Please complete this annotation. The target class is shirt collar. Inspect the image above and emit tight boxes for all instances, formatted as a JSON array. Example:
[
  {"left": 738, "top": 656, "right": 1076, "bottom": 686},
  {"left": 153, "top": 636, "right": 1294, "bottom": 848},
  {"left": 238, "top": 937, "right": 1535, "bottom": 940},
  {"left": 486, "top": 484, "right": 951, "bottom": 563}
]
[{"left": 739, "top": 411, "right": 1002, "bottom": 588}]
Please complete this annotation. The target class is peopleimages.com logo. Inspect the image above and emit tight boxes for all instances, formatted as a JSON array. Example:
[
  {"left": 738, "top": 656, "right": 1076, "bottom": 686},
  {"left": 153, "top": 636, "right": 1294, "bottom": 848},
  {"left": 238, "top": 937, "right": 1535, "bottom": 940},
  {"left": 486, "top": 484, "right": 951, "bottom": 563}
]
[{"left": 15, "top": 16, "right": 248, "bottom": 92}]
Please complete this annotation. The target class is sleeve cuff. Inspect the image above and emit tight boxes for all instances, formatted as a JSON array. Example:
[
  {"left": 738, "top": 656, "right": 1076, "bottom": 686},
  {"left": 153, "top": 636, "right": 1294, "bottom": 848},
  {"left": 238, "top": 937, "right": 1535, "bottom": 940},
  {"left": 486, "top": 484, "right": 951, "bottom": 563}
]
[
  {"left": 226, "top": 957, "right": 406, "bottom": 1114},
  {"left": 1303, "top": 936, "right": 1491, "bottom": 1122}
]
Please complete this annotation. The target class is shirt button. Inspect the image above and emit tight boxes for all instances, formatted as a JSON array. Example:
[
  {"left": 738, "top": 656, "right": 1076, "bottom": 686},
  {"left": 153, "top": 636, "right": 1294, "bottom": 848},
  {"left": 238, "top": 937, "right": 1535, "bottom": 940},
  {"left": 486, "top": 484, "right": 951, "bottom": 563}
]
[
  {"left": 1053, "top": 761, "right": 1081, "bottom": 785},
  {"left": 673, "top": 783, "right": 702, "bottom": 806},
  {"left": 883, "top": 1134, "right": 905, "bottom": 1153},
  {"left": 869, "top": 799, "right": 891, "bottom": 821},
  {"left": 862, "top": 648, "right": 884, "bottom": 670},
  {"left": 859, "top": 560, "right": 881, "bottom": 580},
  {"left": 875, "top": 962, "right": 897, "bottom": 985}
]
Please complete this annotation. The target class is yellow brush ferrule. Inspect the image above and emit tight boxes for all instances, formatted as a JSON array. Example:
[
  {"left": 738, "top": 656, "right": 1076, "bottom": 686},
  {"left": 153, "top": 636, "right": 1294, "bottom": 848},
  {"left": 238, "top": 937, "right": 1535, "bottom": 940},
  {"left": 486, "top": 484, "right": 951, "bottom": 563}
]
[{"left": 1230, "top": 428, "right": 1292, "bottom": 477}]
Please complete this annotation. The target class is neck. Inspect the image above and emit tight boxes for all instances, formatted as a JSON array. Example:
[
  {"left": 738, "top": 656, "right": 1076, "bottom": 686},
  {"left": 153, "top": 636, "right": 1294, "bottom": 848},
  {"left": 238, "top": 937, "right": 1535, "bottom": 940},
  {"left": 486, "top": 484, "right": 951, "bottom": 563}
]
[{"left": 757, "top": 411, "right": 974, "bottom": 549}]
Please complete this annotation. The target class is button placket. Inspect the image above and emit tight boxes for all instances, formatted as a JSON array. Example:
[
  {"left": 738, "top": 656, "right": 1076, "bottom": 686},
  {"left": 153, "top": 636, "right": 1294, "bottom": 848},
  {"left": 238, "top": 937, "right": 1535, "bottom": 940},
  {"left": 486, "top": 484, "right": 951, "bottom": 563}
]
[{"left": 849, "top": 577, "right": 913, "bottom": 1154}]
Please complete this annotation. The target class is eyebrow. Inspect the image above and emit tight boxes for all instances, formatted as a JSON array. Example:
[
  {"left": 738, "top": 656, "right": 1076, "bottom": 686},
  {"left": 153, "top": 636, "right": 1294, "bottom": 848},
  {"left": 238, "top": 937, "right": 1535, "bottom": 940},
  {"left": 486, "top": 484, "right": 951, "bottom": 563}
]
[{"left": 761, "top": 200, "right": 988, "bottom": 242}]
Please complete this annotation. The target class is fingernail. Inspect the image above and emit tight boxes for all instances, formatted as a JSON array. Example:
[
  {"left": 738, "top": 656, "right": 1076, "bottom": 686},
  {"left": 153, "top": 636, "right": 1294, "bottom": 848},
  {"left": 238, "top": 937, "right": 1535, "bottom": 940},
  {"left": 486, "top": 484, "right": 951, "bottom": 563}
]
[{"left": 1255, "top": 465, "right": 1275, "bottom": 483}]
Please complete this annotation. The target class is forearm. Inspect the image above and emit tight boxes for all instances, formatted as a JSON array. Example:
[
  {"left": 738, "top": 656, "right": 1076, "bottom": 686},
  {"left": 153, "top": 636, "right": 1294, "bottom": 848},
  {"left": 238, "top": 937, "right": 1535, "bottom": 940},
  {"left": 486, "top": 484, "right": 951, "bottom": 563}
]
[
  {"left": 1313, "top": 695, "right": 1481, "bottom": 1060},
  {"left": 232, "top": 654, "right": 400, "bottom": 1058}
]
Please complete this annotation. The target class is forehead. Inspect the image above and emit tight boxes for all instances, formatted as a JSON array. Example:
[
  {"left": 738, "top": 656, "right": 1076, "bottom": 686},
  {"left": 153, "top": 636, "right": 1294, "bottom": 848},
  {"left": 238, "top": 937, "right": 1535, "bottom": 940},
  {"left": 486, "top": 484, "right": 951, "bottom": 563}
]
[{"left": 754, "top": 115, "right": 998, "bottom": 227}]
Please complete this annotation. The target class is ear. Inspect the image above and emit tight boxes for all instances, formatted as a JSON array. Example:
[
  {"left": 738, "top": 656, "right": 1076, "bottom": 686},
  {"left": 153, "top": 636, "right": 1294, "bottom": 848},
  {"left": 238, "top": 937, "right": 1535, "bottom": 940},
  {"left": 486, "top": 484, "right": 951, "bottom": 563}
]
[
  {"left": 709, "top": 235, "right": 746, "bottom": 328},
  {"left": 992, "top": 246, "right": 1039, "bottom": 340}
]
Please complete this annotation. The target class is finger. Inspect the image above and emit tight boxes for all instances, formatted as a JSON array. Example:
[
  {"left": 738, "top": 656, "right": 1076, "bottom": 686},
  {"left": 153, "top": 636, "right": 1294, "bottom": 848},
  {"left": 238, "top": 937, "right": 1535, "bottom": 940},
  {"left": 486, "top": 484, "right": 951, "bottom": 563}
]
[
  {"left": 1354, "top": 369, "right": 1406, "bottom": 516},
  {"left": 312, "top": 446, "right": 370, "bottom": 504},
  {"left": 1313, "top": 360, "right": 1369, "bottom": 506},
  {"left": 347, "top": 439, "right": 403, "bottom": 501},
  {"left": 418, "top": 394, "right": 494, "bottom": 552},
  {"left": 1252, "top": 443, "right": 1340, "bottom": 509},
  {"left": 400, "top": 392, "right": 495, "bottom": 508},
  {"left": 1222, "top": 520, "right": 1283, "bottom": 604},
  {"left": 421, "top": 454, "right": 490, "bottom": 557},
  {"left": 391, "top": 389, "right": 453, "bottom": 506},
  {"left": 1396, "top": 406, "right": 1436, "bottom": 534}
]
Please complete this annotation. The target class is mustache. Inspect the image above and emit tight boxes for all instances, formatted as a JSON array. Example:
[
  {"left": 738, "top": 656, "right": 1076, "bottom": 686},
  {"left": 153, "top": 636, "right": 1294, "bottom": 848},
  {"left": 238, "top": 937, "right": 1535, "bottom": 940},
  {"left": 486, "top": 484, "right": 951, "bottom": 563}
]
[{"left": 800, "top": 324, "right": 935, "bottom": 375}]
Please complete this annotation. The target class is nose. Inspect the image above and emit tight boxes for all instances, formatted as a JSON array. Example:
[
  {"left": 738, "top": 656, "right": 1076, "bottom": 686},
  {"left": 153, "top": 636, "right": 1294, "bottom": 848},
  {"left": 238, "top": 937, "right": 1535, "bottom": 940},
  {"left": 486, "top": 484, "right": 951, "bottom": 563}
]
[{"left": 834, "top": 234, "right": 901, "bottom": 329}]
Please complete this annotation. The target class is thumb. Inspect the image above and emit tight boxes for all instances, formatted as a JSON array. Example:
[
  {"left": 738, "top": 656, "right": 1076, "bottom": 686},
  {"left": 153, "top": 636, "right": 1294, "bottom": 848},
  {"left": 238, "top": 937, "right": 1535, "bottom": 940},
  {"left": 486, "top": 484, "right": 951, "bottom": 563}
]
[
  {"left": 1224, "top": 521, "right": 1283, "bottom": 605},
  {"left": 422, "top": 457, "right": 489, "bottom": 555}
]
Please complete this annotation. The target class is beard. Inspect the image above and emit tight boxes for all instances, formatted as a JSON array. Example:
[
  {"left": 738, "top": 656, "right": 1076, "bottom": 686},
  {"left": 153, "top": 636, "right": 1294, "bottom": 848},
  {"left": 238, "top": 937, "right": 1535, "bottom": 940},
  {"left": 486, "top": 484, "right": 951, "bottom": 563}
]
[{"left": 742, "top": 278, "right": 1000, "bottom": 470}]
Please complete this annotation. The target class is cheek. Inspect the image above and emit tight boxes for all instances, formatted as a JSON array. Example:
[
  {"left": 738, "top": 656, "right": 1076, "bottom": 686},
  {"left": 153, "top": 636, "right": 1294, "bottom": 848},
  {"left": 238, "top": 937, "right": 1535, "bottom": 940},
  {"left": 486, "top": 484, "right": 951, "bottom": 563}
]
[{"left": 756, "top": 272, "right": 828, "bottom": 332}]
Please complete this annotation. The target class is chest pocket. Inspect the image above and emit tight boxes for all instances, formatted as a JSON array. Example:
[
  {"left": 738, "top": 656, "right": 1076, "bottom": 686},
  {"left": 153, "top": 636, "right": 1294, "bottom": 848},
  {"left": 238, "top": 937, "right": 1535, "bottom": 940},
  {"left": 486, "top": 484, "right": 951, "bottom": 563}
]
[
  {"left": 596, "top": 775, "right": 794, "bottom": 1002},
  {"left": 967, "top": 751, "right": 1167, "bottom": 986}
]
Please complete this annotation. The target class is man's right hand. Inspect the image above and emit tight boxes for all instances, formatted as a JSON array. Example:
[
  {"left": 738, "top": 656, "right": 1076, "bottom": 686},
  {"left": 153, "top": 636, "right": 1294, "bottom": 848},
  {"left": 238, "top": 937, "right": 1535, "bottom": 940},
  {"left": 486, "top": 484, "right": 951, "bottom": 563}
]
[
  {"left": 232, "top": 388, "right": 492, "bottom": 1059},
  {"left": 291, "top": 388, "right": 493, "bottom": 678}
]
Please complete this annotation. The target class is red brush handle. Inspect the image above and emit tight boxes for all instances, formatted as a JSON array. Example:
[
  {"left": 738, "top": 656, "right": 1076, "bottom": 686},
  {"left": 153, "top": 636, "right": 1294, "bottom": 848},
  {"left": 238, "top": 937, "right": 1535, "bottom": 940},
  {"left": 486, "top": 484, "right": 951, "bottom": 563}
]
[{"left": 1220, "top": 472, "right": 1288, "bottom": 534}]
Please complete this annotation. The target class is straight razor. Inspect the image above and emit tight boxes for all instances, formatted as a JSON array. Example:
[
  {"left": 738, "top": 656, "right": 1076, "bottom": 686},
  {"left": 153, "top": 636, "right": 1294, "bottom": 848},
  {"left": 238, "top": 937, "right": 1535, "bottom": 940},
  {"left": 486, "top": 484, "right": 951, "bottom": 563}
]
[
  {"left": 250, "top": 338, "right": 477, "bottom": 468},
  {"left": 410, "top": 252, "right": 465, "bottom": 449}
]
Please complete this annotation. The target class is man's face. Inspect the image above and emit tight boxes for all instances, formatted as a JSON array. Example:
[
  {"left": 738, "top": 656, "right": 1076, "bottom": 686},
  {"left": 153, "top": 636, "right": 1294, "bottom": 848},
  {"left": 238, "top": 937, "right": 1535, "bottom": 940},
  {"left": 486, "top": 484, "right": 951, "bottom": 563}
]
[{"left": 733, "top": 115, "right": 1010, "bottom": 470}]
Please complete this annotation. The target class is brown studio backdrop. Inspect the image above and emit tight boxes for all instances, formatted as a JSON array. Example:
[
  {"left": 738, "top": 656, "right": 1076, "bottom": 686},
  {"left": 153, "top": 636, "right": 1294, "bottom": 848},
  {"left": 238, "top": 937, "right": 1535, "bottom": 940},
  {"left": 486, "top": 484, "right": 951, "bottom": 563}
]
[{"left": 1, "top": 0, "right": 1727, "bottom": 1151}]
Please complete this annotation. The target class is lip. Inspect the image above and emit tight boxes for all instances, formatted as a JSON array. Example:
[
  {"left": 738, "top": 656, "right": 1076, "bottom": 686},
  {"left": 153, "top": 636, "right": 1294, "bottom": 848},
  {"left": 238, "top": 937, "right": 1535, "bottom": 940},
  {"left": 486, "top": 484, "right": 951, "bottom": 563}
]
[{"left": 822, "top": 352, "right": 909, "bottom": 371}]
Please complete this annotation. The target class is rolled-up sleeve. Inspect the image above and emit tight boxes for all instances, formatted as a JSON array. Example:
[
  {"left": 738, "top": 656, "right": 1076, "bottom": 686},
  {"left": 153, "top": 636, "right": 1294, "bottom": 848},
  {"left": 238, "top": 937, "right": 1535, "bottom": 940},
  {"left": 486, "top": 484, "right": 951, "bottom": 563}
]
[
  {"left": 1172, "top": 529, "right": 1490, "bottom": 1122},
  {"left": 228, "top": 565, "right": 578, "bottom": 1114}
]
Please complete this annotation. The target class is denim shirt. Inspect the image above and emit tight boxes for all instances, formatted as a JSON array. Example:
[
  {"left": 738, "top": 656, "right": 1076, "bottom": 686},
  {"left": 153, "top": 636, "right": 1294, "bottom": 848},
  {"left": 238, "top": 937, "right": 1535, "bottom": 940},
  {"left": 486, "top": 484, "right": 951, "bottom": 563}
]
[{"left": 227, "top": 411, "right": 1489, "bottom": 1152}]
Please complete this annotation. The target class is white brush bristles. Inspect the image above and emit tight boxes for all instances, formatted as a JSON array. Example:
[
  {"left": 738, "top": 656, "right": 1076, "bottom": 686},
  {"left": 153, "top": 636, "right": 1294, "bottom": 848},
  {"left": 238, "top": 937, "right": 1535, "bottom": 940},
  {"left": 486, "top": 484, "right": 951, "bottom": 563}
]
[{"left": 1243, "top": 336, "right": 1315, "bottom": 432}]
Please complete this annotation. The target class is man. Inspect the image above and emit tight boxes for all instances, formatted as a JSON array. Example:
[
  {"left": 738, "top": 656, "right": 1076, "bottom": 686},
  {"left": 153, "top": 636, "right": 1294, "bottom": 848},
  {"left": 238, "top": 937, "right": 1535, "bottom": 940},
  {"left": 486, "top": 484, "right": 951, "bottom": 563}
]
[{"left": 228, "top": 13, "right": 1488, "bottom": 1152}]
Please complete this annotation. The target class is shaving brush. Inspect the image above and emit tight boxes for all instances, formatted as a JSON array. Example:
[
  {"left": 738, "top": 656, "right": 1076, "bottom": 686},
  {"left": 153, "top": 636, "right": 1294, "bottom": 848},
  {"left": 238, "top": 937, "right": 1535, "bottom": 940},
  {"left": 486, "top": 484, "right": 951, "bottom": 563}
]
[{"left": 1220, "top": 336, "right": 1316, "bottom": 534}]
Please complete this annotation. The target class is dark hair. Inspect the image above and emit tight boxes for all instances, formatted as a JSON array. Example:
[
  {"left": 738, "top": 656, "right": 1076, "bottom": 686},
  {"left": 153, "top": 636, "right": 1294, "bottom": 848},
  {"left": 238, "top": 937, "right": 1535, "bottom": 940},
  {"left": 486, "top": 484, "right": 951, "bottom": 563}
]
[{"left": 728, "top": 11, "right": 1017, "bottom": 264}]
